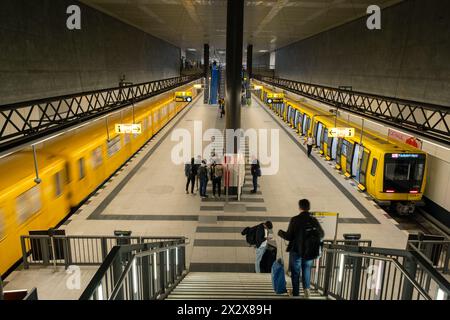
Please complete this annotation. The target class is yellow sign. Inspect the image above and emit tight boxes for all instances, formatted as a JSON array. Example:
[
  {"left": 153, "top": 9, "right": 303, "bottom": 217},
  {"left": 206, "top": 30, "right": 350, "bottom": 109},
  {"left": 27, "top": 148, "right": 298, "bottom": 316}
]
[
  {"left": 253, "top": 85, "right": 263, "bottom": 90},
  {"left": 193, "top": 84, "right": 203, "bottom": 89},
  {"left": 115, "top": 124, "right": 142, "bottom": 134},
  {"left": 266, "top": 93, "right": 284, "bottom": 104},
  {"left": 328, "top": 127, "right": 355, "bottom": 138},
  {"left": 175, "top": 91, "right": 193, "bottom": 102}
]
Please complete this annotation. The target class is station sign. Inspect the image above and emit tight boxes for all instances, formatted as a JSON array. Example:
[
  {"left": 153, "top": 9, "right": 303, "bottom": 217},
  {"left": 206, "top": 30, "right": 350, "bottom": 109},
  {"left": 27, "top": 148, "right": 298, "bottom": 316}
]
[
  {"left": 115, "top": 124, "right": 142, "bottom": 134},
  {"left": 266, "top": 93, "right": 284, "bottom": 104},
  {"left": 175, "top": 91, "right": 193, "bottom": 102},
  {"left": 328, "top": 127, "right": 355, "bottom": 138}
]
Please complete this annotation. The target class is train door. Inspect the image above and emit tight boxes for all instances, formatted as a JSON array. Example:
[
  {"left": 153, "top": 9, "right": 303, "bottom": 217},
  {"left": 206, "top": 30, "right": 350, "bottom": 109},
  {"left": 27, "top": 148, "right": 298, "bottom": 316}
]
[
  {"left": 303, "top": 116, "right": 310, "bottom": 135},
  {"left": 327, "top": 136, "right": 333, "bottom": 159},
  {"left": 322, "top": 127, "right": 328, "bottom": 153},
  {"left": 315, "top": 122, "right": 323, "bottom": 147},
  {"left": 336, "top": 138, "right": 343, "bottom": 166},
  {"left": 294, "top": 110, "right": 300, "bottom": 130},
  {"left": 351, "top": 143, "right": 362, "bottom": 181},
  {"left": 331, "top": 137, "right": 339, "bottom": 160},
  {"left": 358, "top": 149, "right": 370, "bottom": 189},
  {"left": 287, "top": 105, "right": 291, "bottom": 123},
  {"left": 342, "top": 140, "right": 351, "bottom": 175},
  {"left": 290, "top": 108, "right": 295, "bottom": 126}
]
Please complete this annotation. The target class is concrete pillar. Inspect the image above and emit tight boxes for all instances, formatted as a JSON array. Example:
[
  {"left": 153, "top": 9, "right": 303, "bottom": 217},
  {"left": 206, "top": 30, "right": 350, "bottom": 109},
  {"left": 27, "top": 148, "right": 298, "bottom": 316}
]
[{"left": 203, "top": 43, "right": 210, "bottom": 104}]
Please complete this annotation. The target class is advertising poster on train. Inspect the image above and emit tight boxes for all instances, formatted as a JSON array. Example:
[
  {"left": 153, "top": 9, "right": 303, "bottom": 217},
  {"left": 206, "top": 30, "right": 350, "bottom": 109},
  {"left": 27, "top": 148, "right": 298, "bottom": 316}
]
[
  {"left": 388, "top": 129, "right": 422, "bottom": 149},
  {"left": 311, "top": 212, "right": 339, "bottom": 241}
]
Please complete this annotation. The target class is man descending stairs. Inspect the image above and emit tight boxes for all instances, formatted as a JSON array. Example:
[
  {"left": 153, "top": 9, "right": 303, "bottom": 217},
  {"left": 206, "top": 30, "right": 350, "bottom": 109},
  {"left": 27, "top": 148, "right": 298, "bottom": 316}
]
[{"left": 166, "top": 272, "right": 327, "bottom": 300}]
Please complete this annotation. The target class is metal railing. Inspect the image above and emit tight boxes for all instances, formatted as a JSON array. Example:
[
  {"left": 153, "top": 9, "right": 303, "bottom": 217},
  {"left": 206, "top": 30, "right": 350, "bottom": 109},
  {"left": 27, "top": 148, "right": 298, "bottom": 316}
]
[
  {"left": 79, "top": 238, "right": 187, "bottom": 300},
  {"left": 310, "top": 244, "right": 450, "bottom": 300},
  {"left": 407, "top": 240, "right": 450, "bottom": 275},
  {"left": 253, "top": 75, "right": 450, "bottom": 146},
  {"left": 20, "top": 234, "right": 184, "bottom": 269},
  {"left": 0, "top": 74, "right": 202, "bottom": 154}
]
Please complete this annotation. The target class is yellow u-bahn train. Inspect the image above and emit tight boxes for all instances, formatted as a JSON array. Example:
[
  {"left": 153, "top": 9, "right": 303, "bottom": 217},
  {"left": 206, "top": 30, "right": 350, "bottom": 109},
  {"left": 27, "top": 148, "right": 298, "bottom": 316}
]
[
  {"left": 257, "top": 83, "right": 427, "bottom": 216},
  {"left": 0, "top": 85, "right": 199, "bottom": 276}
]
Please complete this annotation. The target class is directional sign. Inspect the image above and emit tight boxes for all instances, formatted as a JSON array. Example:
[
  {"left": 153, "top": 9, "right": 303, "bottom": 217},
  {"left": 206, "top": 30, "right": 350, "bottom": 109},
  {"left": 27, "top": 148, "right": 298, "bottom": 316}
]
[
  {"left": 115, "top": 124, "right": 142, "bottom": 134},
  {"left": 175, "top": 91, "right": 193, "bottom": 102},
  {"left": 328, "top": 127, "right": 355, "bottom": 138},
  {"left": 266, "top": 93, "right": 284, "bottom": 104}
]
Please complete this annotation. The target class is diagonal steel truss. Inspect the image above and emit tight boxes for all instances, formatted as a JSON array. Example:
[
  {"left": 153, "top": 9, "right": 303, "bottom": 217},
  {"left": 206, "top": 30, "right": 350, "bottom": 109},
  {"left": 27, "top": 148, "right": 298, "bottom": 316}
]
[
  {"left": 254, "top": 75, "right": 450, "bottom": 147},
  {"left": 0, "top": 74, "right": 202, "bottom": 154}
]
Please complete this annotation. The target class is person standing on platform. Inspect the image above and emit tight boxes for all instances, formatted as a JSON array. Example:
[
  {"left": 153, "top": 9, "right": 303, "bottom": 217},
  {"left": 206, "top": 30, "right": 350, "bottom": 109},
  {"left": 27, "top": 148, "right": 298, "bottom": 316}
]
[
  {"left": 278, "top": 199, "right": 324, "bottom": 298},
  {"left": 250, "top": 158, "right": 261, "bottom": 193},
  {"left": 211, "top": 161, "right": 223, "bottom": 198},
  {"left": 184, "top": 157, "right": 197, "bottom": 194},
  {"left": 304, "top": 133, "right": 315, "bottom": 158},
  {"left": 198, "top": 160, "right": 209, "bottom": 198},
  {"left": 194, "top": 155, "right": 201, "bottom": 191}
]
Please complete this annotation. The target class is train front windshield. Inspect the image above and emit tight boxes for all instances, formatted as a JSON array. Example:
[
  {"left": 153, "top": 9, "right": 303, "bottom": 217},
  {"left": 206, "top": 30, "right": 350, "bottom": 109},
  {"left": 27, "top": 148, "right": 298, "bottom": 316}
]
[{"left": 384, "top": 153, "right": 426, "bottom": 193}]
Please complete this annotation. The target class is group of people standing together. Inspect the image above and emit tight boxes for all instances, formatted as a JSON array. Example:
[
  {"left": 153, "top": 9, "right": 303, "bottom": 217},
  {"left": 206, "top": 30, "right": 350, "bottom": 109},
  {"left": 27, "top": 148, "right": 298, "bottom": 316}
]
[{"left": 185, "top": 155, "right": 224, "bottom": 198}]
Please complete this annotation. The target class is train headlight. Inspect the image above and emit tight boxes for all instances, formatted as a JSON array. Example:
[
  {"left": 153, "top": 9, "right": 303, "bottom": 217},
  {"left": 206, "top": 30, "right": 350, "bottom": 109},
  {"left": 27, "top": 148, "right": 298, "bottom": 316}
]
[
  {"left": 186, "top": 97, "right": 192, "bottom": 102},
  {"left": 267, "top": 98, "right": 273, "bottom": 104}
]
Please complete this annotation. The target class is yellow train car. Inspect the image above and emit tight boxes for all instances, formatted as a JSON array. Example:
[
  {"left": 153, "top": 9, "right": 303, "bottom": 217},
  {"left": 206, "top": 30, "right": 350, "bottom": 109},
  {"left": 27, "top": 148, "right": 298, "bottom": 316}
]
[
  {"left": 256, "top": 82, "right": 428, "bottom": 215},
  {"left": 0, "top": 83, "right": 199, "bottom": 277},
  {"left": 0, "top": 151, "right": 70, "bottom": 275}
]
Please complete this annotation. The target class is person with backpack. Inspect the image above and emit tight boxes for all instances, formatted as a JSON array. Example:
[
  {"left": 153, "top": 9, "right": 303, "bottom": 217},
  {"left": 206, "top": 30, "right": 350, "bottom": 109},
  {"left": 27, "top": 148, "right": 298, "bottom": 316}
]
[
  {"left": 184, "top": 157, "right": 197, "bottom": 194},
  {"left": 241, "top": 221, "right": 273, "bottom": 273},
  {"left": 250, "top": 158, "right": 261, "bottom": 193},
  {"left": 211, "top": 161, "right": 223, "bottom": 198},
  {"left": 198, "top": 160, "right": 209, "bottom": 198},
  {"left": 278, "top": 199, "right": 324, "bottom": 297}
]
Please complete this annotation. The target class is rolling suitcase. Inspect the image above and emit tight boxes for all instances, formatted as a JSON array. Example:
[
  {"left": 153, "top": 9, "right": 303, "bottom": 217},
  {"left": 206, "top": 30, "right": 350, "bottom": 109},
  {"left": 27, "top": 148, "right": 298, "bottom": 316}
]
[{"left": 260, "top": 243, "right": 277, "bottom": 273}]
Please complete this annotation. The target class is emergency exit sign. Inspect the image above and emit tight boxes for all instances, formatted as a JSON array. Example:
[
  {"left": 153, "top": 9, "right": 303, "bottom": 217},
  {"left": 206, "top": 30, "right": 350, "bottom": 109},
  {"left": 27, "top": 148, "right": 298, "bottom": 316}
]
[
  {"left": 328, "top": 127, "right": 355, "bottom": 138},
  {"left": 115, "top": 124, "right": 142, "bottom": 134}
]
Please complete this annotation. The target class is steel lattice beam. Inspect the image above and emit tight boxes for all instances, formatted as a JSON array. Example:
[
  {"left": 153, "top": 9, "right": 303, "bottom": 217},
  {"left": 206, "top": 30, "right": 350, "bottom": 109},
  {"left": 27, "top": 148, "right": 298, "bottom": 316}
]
[
  {"left": 254, "top": 75, "right": 450, "bottom": 147},
  {"left": 0, "top": 74, "right": 202, "bottom": 154}
]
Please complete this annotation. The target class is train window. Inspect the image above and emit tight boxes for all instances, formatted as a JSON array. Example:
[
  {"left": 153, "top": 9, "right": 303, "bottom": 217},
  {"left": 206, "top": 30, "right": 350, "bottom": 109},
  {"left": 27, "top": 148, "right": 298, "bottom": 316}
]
[
  {"left": 143, "top": 118, "right": 148, "bottom": 130},
  {"left": 107, "top": 135, "right": 121, "bottom": 157},
  {"left": 78, "top": 158, "right": 85, "bottom": 180},
  {"left": 54, "top": 171, "right": 63, "bottom": 198},
  {"left": 371, "top": 158, "right": 378, "bottom": 176},
  {"left": 16, "top": 185, "right": 42, "bottom": 224},
  {"left": 91, "top": 147, "right": 103, "bottom": 169},
  {"left": 65, "top": 162, "right": 71, "bottom": 184},
  {"left": 383, "top": 154, "right": 426, "bottom": 192},
  {"left": 0, "top": 208, "right": 5, "bottom": 239}
]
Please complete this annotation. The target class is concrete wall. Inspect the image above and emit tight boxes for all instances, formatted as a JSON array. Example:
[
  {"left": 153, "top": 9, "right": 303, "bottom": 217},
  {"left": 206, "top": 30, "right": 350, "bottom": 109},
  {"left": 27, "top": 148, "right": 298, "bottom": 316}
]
[
  {"left": 275, "top": 0, "right": 450, "bottom": 107},
  {"left": 0, "top": 0, "right": 181, "bottom": 105}
]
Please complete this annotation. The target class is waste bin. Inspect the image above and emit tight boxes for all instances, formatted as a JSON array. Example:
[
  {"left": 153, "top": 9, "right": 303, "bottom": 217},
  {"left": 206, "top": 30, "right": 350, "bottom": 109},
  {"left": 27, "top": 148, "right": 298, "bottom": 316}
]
[
  {"left": 114, "top": 230, "right": 132, "bottom": 246},
  {"left": 343, "top": 233, "right": 361, "bottom": 246}
]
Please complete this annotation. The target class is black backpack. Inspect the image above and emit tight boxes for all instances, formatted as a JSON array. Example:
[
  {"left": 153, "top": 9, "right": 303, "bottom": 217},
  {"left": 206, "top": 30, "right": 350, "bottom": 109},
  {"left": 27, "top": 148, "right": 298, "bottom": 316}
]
[
  {"left": 301, "top": 219, "right": 322, "bottom": 260},
  {"left": 241, "top": 226, "right": 257, "bottom": 246}
]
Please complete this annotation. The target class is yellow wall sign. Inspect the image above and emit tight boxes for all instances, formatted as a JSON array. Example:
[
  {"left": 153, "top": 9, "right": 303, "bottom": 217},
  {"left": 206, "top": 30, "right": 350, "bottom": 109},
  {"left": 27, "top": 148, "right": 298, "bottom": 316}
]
[
  {"left": 115, "top": 124, "right": 142, "bottom": 134},
  {"left": 328, "top": 127, "right": 355, "bottom": 138},
  {"left": 266, "top": 93, "right": 284, "bottom": 104},
  {"left": 175, "top": 91, "right": 193, "bottom": 102}
]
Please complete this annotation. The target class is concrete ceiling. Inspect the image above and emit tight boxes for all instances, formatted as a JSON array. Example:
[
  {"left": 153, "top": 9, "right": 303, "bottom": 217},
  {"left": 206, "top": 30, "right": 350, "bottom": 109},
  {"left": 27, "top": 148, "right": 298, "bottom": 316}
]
[{"left": 80, "top": 0, "right": 402, "bottom": 60}]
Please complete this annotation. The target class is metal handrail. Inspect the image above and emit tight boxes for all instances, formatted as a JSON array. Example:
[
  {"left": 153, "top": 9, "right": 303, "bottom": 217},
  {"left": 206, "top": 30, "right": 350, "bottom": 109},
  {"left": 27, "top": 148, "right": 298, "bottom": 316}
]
[
  {"left": 328, "top": 249, "right": 432, "bottom": 300},
  {"left": 79, "top": 238, "right": 187, "bottom": 300},
  {"left": 109, "top": 241, "right": 187, "bottom": 300}
]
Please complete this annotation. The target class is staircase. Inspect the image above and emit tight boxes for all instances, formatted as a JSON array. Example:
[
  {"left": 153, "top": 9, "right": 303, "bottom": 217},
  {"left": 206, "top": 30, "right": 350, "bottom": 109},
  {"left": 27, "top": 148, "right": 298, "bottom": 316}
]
[{"left": 166, "top": 272, "right": 327, "bottom": 300}]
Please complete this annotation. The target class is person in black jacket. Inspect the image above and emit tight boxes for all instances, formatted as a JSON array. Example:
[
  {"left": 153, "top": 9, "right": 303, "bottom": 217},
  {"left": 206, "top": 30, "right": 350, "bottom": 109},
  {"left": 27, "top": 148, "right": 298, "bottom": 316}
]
[
  {"left": 184, "top": 157, "right": 196, "bottom": 194},
  {"left": 278, "top": 199, "right": 324, "bottom": 297},
  {"left": 254, "top": 221, "right": 273, "bottom": 273},
  {"left": 250, "top": 158, "right": 261, "bottom": 193}
]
